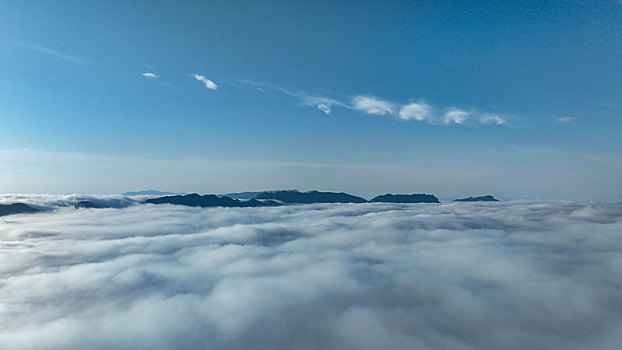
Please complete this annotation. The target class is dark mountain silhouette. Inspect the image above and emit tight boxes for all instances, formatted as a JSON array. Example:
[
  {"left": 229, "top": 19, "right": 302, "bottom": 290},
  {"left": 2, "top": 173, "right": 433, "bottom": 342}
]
[
  {"left": 254, "top": 190, "right": 367, "bottom": 203},
  {"left": 220, "top": 191, "right": 266, "bottom": 200},
  {"left": 145, "top": 193, "right": 278, "bottom": 208},
  {"left": 0, "top": 203, "right": 39, "bottom": 217},
  {"left": 455, "top": 195, "right": 499, "bottom": 202},
  {"left": 123, "top": 190, "right": 184, "bottom": 196},
  {"left": 370, "top": 194, "right": 440, "bottom": 203}
]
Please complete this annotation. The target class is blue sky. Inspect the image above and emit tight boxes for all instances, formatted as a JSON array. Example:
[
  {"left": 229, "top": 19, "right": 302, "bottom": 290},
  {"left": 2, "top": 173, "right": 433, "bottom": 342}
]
[{"left": 1, "top": 0, "right": 621, "bottom": 200}]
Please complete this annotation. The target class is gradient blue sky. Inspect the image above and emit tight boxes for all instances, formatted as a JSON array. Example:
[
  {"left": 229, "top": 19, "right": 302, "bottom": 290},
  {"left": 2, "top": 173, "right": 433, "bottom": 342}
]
[{"left": 1, "top": 0, "right": 621, "bottom": 200}]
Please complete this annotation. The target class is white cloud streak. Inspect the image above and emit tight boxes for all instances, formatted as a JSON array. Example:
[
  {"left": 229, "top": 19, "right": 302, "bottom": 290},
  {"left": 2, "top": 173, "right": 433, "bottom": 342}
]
[
  {"left": 558, "top": 116, "right": 575, "bottom": 123},
  {"left": 193, "top": 74, "right": 218, "bottom": 90},
  {"left": 316, "top": 103, "right": 332, "bottom": 114},
  {"left": 142, "top": 72, "right": 158, "bottom": 79},
  {"left": 1, "top": 198, "right": 621, "bottom": 349},
  {"left": 299, "top": 95, "right": 345, "bottom": 114},
  {"left": 480, "top": 115, "right": 507, "bottom": 125},
  {"left": 242, "top": 81, "right": 508, "bottom": 126},
  {"left": 351, "top": 96, "right": 395, "bottom": 116},
  {"left": 19, "top": 44, "right": 92, "bottom": 64},
  {"left": 442, "top": 108, "right": 469, "bottom": 124},
  {"left": 241, "top": 80, "right": 348, "bottom": 114}
]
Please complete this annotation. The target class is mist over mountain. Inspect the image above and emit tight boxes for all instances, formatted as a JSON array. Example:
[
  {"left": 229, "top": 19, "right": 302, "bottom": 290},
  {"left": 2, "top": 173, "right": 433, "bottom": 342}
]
[
  {"left": 0, "top": 194, "right": 138, "bottom": 212},
  {"left": 0, "top": 191, "right": 506, "bottom": 216}
]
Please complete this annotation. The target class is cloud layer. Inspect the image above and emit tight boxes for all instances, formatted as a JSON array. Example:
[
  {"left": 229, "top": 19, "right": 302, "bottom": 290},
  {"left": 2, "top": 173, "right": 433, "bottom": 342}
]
[{"left": 2, "top": 197, "right": 621, "bottom": 350}]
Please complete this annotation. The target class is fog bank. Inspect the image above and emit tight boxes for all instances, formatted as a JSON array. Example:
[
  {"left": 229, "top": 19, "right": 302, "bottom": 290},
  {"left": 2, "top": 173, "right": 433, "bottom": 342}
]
[{"left": 1, "top": 198, "right": 621, "bottom": 349}]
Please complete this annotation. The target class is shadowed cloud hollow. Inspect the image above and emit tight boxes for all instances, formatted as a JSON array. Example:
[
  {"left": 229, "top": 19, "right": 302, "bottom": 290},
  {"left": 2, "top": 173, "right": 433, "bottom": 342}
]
[
  {"left": 1, "top": 196, "right": 621, "bottom": 350},
  {"left": 0, "top": 203, "right": 39, "bottom": 217}
]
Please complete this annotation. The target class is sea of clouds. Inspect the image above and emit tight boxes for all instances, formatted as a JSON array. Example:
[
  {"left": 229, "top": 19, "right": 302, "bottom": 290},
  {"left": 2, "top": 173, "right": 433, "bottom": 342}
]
[{"left": 1, "top": 195, "right": 621, "bottom": 350}]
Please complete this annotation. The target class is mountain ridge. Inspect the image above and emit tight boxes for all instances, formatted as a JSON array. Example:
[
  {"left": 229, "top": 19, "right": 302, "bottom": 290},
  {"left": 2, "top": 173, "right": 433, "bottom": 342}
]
[
  {"left": 145, "top": 193, "right": 279, "bottom": 207},
  {"left": 455, "top": 195, "right": 499, "bottom": 202},
  {"left": 254, "top": 190, "right": 367, "bottom": 204},
  {"left": 370, "top": 193, "right": 440, "bottom": 203}
]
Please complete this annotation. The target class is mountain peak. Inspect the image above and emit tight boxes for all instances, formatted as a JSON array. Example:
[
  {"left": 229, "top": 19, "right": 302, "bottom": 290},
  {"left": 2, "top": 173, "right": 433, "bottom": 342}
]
[{"left": 454, "top": 195, "right": 499, "bottom": 202}]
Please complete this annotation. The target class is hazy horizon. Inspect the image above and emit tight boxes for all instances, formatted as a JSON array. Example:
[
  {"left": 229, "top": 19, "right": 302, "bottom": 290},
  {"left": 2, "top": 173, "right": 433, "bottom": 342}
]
[{"left": 0, "top": 148, "right": 619, "bottom": 201}]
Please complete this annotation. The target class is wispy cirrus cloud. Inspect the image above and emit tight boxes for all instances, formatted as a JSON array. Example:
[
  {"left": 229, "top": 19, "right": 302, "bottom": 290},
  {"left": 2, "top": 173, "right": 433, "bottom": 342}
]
[
  {"left": 142, "top": 72, "right": 158, "bottom": 79},
  {"left": 19, "top": 44, "right": 92, "bottom": 64},
  {"left": 243, "top": 80, "right": 508, "bottom": 126},
  {"left": 558, "top": 116, "right": 575, "bottom": 123},
  {"left": 351, "top": 96, "right": 395, "bottom": 116},
  {"left": 242, "top": 80, "right": 349, "bottom": 114},
  {"left": 193, "top": 74, "right": 218, "bottom": 90},
  {"left": 480, "top": 114, "right": 507, "bottom": 125},
  {"left": 298, "top": 94, "right": 346, "bottom": 114}
]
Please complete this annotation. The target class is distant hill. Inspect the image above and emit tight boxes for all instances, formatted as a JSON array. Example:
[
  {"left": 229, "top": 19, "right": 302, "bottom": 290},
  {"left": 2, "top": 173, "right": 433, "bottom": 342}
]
[
  {"left": 370, "top": 194, "right": 440, "bottom": 203},
  {"left": 122, "top": 190, "right": 184, "bottom": 197},
  {"left": 0, "top": 203, "right": 39, "bottom": 217},
  {"left": 455, "top": 195, "right": 499, "bottom": 202},
  {"left": 254, "top": 190, "right": 367, "bottom": 204},
  {"left": 145, "top": 193, "right": 279, "bottom": 208}
]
